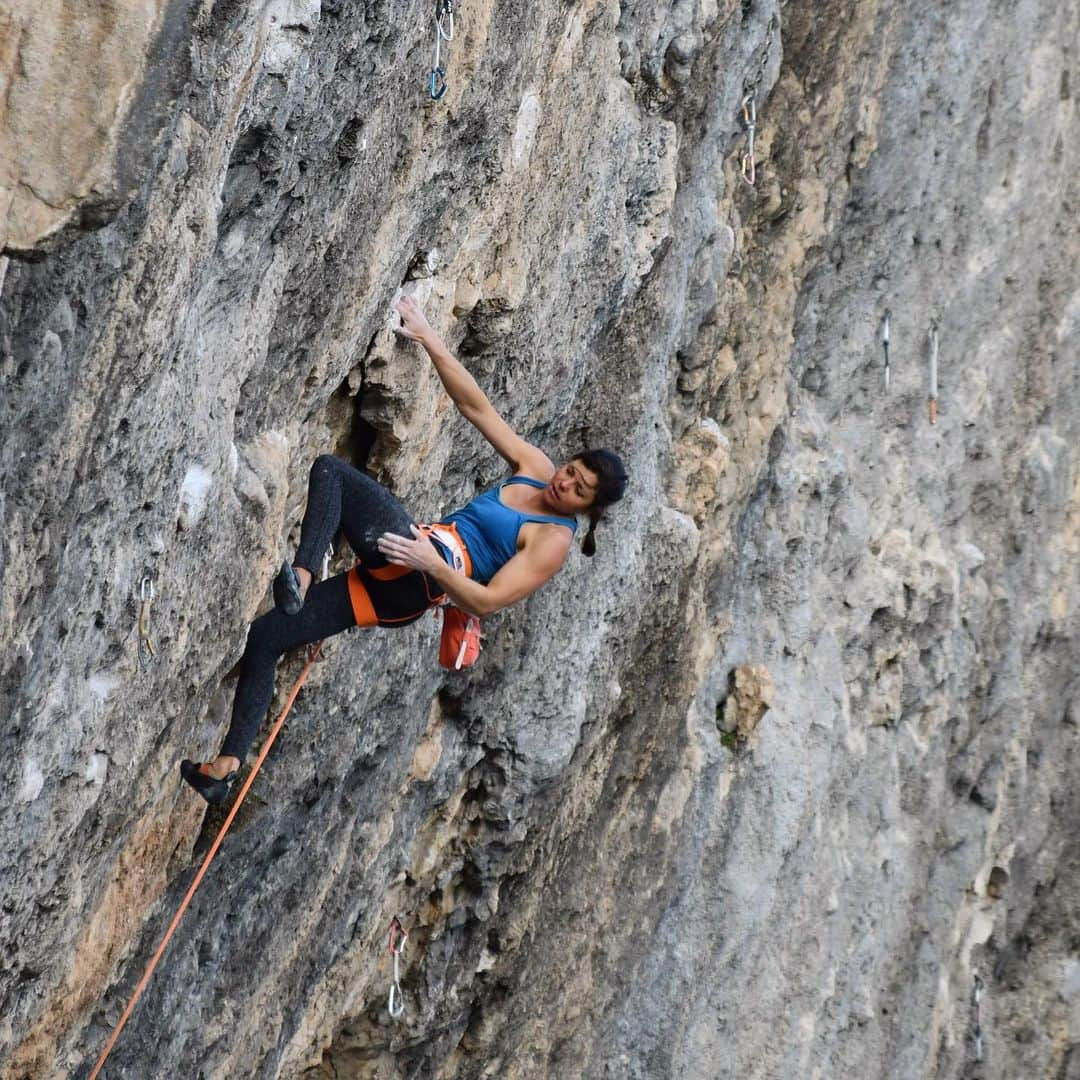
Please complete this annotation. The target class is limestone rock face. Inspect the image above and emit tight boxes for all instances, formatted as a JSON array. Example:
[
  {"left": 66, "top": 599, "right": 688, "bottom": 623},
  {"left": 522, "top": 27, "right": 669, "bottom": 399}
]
[
  {"left": 0, "top": 0, "right": 1077, "bottom": 1077},
  {"left": 0, "top": 0, "right": 188, "bottom": 252}
]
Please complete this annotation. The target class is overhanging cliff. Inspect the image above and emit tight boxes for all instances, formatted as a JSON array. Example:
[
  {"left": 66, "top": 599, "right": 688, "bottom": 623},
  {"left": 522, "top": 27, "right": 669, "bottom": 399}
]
[{"left": 1, "top": 0, "right": 1077, "bottom": 1076}]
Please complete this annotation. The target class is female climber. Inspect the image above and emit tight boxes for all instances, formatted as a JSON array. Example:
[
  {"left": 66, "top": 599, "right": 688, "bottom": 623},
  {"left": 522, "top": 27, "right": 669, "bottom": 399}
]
[{"left": 180, "top": 295, "right": 628, "bottom": 803}]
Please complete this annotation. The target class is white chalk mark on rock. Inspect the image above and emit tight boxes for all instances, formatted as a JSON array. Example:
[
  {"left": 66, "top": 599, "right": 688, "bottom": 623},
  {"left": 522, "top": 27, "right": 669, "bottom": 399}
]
[
  {"left": 178, "top": 463, "right": 214, "bottom": 530},
  {"left": 19, "top": 760, "right": 44, "bottom": 802},
  {"left": 85, "top": 753, "right": 109, "bottom": 785},
  {"left": 512, "top": 92, "right": 542, "bottom": 169}
]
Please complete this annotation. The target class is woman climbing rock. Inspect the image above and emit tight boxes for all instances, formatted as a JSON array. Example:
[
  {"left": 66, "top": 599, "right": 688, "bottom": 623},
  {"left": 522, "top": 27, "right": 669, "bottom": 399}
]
[{"left": 181, "top": 295, "right": 627, "bottom": 803}]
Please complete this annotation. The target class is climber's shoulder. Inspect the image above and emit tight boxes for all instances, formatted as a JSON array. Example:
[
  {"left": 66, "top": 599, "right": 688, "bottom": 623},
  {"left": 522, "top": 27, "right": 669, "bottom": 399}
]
[{"left": 512, "top": 444, "right": 556, "bottom": 480}]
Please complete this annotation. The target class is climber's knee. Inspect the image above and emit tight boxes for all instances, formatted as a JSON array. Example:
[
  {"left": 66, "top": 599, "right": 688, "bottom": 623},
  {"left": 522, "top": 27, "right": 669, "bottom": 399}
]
[
  {"left": 244, "top": 612, "right": 281, "bottom": 660},
  {"left": 312, "top": 453, "right": 338, "bottom": 478}
]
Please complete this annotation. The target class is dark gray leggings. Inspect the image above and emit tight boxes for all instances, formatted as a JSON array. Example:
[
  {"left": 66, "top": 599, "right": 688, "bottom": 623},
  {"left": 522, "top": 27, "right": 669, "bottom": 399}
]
[{"left": 220, "top": 456, "right": 416, "bottom": 762}]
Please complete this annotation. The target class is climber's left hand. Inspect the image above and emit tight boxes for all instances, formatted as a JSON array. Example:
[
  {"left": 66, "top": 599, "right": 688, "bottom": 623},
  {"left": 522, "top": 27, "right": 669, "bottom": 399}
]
[
  {"left": 377, "top": 525, "right": 445, "bottom": 573},
  {"left": 395, "top": 295, "right": 434, "bottom": 344}
]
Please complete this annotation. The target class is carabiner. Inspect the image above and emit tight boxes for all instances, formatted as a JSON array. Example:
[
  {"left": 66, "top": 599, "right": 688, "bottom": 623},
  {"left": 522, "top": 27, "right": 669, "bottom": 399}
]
[
  {"left": 436, "top": 0, "right": 455, "bottom": 40},
  {"left": 429, "top": 66, "right": 447, "bottom": 100}
]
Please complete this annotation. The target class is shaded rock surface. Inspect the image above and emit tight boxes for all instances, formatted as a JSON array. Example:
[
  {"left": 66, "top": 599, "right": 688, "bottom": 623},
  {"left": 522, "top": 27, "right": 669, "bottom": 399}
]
[{"left": 0, "top": 0, "right": 1077, "bottom": 1077}]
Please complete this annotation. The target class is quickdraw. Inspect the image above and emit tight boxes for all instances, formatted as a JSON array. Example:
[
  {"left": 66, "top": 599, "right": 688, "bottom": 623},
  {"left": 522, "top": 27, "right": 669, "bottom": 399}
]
[
  {"left": 739, "top": 95, "right": 757, "bottom": 186},
  {"left": 387, "top": 916, "right": 409, "bottom": 1019},
  {"left": 880, "top": 309, "right": 891, "bottom": 392},
  {"left": 738, "top": 14, "right": 776, "bottom": 187},
  {"left": 429, "top": 0, "right": 454, "bottom": 100},
  {"left": 137, "top": 577, "right": 156, "bottom": 667}
]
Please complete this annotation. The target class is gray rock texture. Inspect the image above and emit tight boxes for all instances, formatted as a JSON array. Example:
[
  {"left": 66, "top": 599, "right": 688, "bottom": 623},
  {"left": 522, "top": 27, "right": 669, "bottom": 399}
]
[{"left": 1, "top": 0, "right": 1077, "bottom": 1077}]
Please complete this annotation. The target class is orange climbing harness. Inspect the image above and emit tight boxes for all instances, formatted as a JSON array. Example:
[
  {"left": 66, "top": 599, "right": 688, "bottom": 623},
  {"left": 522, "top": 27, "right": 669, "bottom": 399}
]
[
  {"left": 417, "top": 524, "right": 482, "bottom": 670},
  {"left": 88, "top": 642, "right": 324, "bottom": 1080}
]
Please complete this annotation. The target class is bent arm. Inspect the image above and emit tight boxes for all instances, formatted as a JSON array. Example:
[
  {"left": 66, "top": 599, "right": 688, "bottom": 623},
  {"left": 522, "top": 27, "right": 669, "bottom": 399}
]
[{"left": 426, "top": 532, "right": 571, "bottom": 618}]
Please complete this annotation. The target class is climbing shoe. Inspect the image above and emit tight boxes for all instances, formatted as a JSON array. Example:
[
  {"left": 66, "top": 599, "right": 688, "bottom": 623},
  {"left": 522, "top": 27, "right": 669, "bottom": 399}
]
[
  {"left": 273, "top": 561, "right": 304, "bottom": 615},
  {"left": 180, "top": 760, "right": 237, "bottom": 805}
]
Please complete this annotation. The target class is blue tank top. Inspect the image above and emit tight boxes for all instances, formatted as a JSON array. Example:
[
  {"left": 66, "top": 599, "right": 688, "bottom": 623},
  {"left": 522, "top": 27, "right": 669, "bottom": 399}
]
[{"left": 438, "top": 476, "right": 578, "bottom": 584}]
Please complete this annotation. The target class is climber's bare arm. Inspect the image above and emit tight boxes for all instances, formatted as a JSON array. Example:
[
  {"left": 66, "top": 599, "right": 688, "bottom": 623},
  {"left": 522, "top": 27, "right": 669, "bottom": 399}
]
[
  {"left": 395, "top": 295, "right": 554, "bottom": 478},
  {"left": 377, "top": 524, "right": 571, "bottom": 618}
]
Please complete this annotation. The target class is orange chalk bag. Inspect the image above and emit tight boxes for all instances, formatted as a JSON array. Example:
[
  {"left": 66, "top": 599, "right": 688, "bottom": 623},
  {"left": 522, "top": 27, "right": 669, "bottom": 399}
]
[{"left": 438, "top": 604, "right": 481, "bottom": 670}]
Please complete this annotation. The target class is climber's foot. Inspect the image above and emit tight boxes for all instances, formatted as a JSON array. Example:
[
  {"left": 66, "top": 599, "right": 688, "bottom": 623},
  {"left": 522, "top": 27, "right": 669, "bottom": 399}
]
[
  {"left": 180, "top": 759, "right": 238, "bottom": 805},
  {"left": 274, "top": 561, "right": 305, "bottom": 615}
]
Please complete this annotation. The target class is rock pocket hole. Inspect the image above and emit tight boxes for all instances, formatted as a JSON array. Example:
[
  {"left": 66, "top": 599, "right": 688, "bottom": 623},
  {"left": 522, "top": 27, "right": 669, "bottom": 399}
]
[
  {"left": 437, "top": 687, "right": 465, "bottom": 720},
  {"left": 350, "top": 409, "right": 379, "bottom": 471},
  {"left": 326, "top": 372, "right": 379, "bottom": 469},
  {"left": 986, "top": 866, "right": 1009, "bottom": 900},
  {"left": 336, "top": 118, "right": 365, "bottom": 161}
]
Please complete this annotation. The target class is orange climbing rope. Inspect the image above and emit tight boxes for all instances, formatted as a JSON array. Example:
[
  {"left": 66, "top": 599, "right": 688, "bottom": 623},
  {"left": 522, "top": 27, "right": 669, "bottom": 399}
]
[{"left": 88, "top": 642, "right": 324, "bottom": 1079}]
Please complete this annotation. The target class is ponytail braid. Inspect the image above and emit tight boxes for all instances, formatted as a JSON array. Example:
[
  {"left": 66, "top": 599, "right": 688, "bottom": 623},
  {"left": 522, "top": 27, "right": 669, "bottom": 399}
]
[
  {"left": 576, "top": 448, "right": 628, "bottom": 557},
  {"left": 582, "top": 509, "right": 601, "bottom": 557}
]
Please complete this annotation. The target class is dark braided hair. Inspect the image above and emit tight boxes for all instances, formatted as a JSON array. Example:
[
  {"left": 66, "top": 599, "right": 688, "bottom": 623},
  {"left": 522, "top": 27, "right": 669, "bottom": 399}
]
[{"left": 577, "top": 448, "right": 628, "bottom": 556}]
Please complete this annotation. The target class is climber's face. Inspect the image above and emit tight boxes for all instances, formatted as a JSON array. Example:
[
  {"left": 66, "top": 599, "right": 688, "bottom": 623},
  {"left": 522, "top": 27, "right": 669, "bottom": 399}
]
[{"left": 544, "top": 459, "right": 599, "bottom": 514}]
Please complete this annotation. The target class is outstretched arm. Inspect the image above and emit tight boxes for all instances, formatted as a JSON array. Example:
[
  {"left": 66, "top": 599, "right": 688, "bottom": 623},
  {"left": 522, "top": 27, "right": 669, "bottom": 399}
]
[
  {"left": 396, "top": 296, "right": 553, "bottom": 478},
  {"left": 377, "top": 525, "right": 571, "bottom": 618}
]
